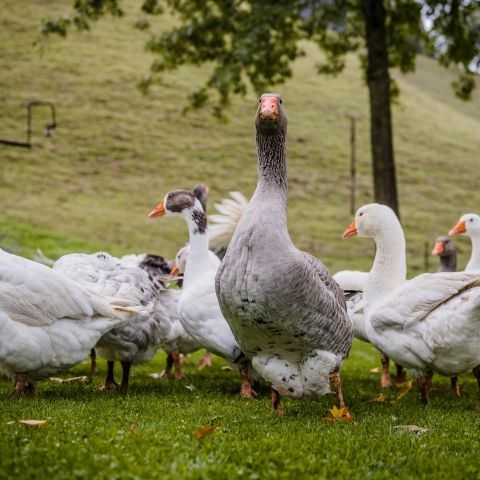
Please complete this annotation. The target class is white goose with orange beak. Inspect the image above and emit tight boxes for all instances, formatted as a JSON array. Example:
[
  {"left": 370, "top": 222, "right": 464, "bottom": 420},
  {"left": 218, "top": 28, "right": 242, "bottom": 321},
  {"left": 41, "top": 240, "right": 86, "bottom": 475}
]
[
  {"left": 343, "top": 203, "right": 480, "bottom": 404},
  {"left": 449, "top": 214, "right": 480, "bottom": 272}
]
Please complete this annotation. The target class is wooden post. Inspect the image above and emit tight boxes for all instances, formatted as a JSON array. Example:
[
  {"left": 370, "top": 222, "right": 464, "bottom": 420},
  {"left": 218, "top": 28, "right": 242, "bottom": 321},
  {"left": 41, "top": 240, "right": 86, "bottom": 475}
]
[{"left": 347, "top": 114, "right": 360, "bottom": 215}]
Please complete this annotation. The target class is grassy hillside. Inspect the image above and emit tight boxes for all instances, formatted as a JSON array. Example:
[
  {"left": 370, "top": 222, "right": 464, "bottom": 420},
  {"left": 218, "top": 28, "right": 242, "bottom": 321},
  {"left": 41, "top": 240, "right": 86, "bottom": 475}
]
[{"left": 1, "top": 0, "right": 479, "bottom": 274}]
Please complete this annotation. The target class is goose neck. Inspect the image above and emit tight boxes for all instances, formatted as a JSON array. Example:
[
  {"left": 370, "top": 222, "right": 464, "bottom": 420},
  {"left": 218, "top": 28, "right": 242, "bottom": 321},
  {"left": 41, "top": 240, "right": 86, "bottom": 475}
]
[
  {"left": 365, "top": 227, "right": 406, "bottom": 314},
  {"left": 183, "top": 212, "right": 211, "bottom": 279},
  {"left": 439, "top": 253, "right": 457, "bottom": 272},
  {"left": 466, "top": 235, "right": 480, "bottom": 272},
  {"left": 256, "top": 131, "right": 287, "bottom": 192}
]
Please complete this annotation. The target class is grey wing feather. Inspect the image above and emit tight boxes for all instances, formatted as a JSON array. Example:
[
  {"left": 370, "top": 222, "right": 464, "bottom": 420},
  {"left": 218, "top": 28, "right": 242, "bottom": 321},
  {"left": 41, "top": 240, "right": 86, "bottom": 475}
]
[{"left": 299, "top": 252, "right": 353, "bottom": 357}]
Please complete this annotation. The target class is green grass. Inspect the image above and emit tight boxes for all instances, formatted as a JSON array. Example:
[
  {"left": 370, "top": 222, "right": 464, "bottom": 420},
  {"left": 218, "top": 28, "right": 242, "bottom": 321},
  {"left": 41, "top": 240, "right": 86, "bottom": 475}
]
[
  {"left": 1, "top": 344, "right": 480, "bottom": 480},
  {"left": 1, "top": 1, "right": 480, "bottom": 478}
]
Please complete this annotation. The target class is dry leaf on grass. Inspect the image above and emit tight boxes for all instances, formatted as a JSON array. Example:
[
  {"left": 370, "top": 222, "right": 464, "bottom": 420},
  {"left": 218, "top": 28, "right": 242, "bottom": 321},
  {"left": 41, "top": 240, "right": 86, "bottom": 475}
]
[
  {"left": 393, "top": 425, "right": 431, "bottom": 434},
  {"left": 193, "top": 425, "right": 215, "bottom": 440},
  {"left": 49, "top": 376, "right": 88, "bottom": 383},
  {"left": 369, "top": 367, "right": 380, "bottom": 373},
  {"left": 396, "top": 380, "right": 413, "bottom": 399},
  {"left": 325, "top": 406, "right": 353, "bottom": 422},
  {"left": 148, "top": 373, "right": 163, "bottom": 380},
  {"left": 367, "top": 393, "right": 387, "bottom": 403},
  {"left": 185, "top": 384, "right": 197, "bottom": 392},
  {"left": 221, "top": 366, "right": 233, "bottom": 371},
  {"left": 18, "top": 420, "right": 48, "bottom": 427}
]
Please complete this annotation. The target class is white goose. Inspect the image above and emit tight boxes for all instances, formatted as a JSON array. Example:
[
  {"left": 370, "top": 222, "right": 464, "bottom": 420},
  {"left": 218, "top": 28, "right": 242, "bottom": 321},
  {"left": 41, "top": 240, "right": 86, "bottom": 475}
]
[
  {"left": 148, "top": 185, "right": 256, "bottom": 398},
  {"left": 0, "top": 249, "right": 139, "bottom": 395},
  {"left": 449, "top": 213, "right": 480, "bottom": 272},
  {"left": 336, "top": 211, "right": 407, "bottom": 388},
  {"left": 343, "top": 204, "right": 480, "bottom": 403},
  {"left": 53, "top": 251, "right": 200, "bottom": 388}
]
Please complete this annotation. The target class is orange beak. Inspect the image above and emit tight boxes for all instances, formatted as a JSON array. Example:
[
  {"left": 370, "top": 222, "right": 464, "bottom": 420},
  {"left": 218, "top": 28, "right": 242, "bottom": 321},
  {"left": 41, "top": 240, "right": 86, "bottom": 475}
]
[
  {"left": 170, "top": 263, "right": 179, "bottom": 276},
  {"left": 449, "top": 220, "right": 466, "bottom": 236},
  {"left": 342, "top": 220, "right": 358, "bottom": 239},
  {"left": 432, "top": 242, "right": 445, "bottom": 256},
  {"left": 148, "top": 202, "right": 166, "bottom": 218}
]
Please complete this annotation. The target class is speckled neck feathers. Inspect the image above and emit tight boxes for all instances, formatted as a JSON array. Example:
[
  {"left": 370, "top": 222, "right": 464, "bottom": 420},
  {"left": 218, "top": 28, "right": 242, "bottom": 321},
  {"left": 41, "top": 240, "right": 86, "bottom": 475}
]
[{"left": 256, "top": 131, "right": 287, "bottom": 192}]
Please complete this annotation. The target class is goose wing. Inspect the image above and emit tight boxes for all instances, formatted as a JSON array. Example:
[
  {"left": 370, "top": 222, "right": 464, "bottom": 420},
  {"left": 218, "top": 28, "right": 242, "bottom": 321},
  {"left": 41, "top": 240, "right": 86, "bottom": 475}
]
[
  {"left": 0, "top": 249, "right": 98, "bottom": 326},
  {"left": 299, "top": 253, "right": 353, "bottom": 356},
  {"left": 370, "top": 272, "right": 480, "bottom": 330}
]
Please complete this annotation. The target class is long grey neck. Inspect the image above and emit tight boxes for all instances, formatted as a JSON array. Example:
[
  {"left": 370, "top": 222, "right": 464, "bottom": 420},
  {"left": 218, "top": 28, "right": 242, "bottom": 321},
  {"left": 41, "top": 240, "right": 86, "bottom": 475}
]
[
  {"left": 364, "top": 225, "right": 407, "bottom": 315},
  {"left": 256, "top": 131, "right": 287, "bottom": 192},
  {"left": 466, "top": 236, "right": 480, "bottom": 272},
  {"left": 252, "top": 131, "right": 288, "bottom": 229},
  {"left": 439, "top": 253, "right": 457, "bottom": 272}
]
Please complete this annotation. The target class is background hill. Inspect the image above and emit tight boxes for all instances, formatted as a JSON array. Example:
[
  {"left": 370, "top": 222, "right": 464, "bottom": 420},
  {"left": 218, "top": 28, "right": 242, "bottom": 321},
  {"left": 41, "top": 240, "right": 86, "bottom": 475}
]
[{"left": 1, "top": 0, "right": 479, "bottom": 274}]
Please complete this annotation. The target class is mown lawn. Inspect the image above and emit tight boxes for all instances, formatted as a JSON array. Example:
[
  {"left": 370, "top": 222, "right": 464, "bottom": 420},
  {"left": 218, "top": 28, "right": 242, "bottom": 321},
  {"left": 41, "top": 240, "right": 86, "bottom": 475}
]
[{"left": 1, "top": 342, "right": 479, "bottom": 480}]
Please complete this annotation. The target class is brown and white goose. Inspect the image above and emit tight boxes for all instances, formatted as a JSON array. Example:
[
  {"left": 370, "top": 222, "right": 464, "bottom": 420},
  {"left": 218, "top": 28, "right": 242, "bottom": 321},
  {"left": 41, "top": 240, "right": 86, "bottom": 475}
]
[
  {"left": 215, "top": 93, "right": 353, "bottom": 413},
  {"left": 148, "top": 185, "right": 256, "bottom": 397}
]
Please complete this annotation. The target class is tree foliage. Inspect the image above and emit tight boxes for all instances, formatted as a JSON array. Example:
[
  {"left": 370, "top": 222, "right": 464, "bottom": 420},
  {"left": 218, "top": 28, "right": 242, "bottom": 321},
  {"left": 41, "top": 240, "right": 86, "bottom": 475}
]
[{"left": 41, "top": 0, "right": 479, "bottom": 113}]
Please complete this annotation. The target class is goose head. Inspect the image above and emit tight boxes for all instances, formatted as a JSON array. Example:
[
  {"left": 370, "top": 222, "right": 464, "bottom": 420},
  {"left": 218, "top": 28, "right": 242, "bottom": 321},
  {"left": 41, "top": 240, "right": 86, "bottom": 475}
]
[
  {"left": 255, "top": 93, "right": 287, "bottom": 135},
  {"left": 170, "top": 245, "right": 189, "bottom": 277},
  {"left": 148, "top": 185, "right": 208, "bottom": 234},
  {"left": 432, "top": 236, "right": 456, "bottom": 258},
  {"left": 449, "top": 213, "right": 480, "bottom": 238},
  {"left": 342, "top": 203, "right": 401, "bottom": 240}
]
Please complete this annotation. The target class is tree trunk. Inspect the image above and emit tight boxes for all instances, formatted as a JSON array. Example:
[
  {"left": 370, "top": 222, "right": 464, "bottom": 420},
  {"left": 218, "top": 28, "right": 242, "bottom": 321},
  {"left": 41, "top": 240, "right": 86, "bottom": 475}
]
[{"left": 362, "top": 0, "right": 399, "bottom": 217}]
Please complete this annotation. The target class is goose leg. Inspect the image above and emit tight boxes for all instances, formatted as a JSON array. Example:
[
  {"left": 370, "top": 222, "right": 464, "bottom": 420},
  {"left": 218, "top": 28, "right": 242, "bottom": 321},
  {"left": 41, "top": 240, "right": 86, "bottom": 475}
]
[
  {"left": 104, "top": 360, "right": 119, "bottom": 389},
  {"left": 172, "top": 351, "right": 185, "bottom": 380},
  {"left": 239, "top": 361, "right": 256, "bottom": 399},
  {"left": 120, "top": 361, "right": 132, "bottom": 391},
  {"left": 472, "top": 366, "right": 480, "bottom": 395},
  {"left": 380, "top": 352, "right": 391, "bottom": 388},
  {"left": 394, "top": 363, "right": 406, "bottom": 384},
  {"left": 271, "top": 388, "right": 284, "bottom": 415},
  {"left": 87, "top": 348, "right": 97, "bottom": 383},
  {"left": 417, "top": 370, "right": 433, "bottom": 405},
  {"left": 161, "top": 352, "right": 174, "bottom": 380},
  {"left": 14, "top": 373, "right": 35, "bottom": 397},
  {"left": 198, "top": 351, "right": 212, "bottom": 370},
  {"left": 450, "top": 376, "right": 461, "bottom": 397},
  {"left": 329, "top": 369, "right": 346, "bottom": 409}
]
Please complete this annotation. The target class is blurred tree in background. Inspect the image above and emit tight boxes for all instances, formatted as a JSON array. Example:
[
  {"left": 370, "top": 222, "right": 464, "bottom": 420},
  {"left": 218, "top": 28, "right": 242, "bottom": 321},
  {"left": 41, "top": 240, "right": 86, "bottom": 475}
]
[{"left": 42, "top": 0, "right": 480, "bottom": 216}]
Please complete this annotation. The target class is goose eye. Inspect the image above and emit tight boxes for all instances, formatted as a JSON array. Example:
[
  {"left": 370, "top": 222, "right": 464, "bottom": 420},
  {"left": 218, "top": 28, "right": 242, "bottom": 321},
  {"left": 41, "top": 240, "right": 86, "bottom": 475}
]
[
  {"left": 470, "top": 219, "right": 474, "bottom": 223},
  {"left": 279, "top": 98, "right": 283, "bottom": 104},
  {"left": 359, "top": 212, "right": 364, "bottom": 217}
]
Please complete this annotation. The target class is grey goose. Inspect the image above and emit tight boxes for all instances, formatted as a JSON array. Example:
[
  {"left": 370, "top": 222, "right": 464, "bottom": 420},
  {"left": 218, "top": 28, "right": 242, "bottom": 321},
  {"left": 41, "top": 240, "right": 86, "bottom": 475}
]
[{"left": 215, "top": 93, "right": 353, "bottom": 413}]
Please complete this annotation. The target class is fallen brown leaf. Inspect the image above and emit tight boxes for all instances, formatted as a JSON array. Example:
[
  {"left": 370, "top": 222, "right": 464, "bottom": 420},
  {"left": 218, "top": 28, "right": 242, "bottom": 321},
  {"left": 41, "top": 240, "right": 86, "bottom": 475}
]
[
  {"left": 393, "top": 424, "right": 430, "bottom": 434},
  {"left": 18, "top": 420, "right": 48, "bottom": 427},
  {"left": 369, "top": 367, "right": 380, "bottom": 373},
  {"left": 193, "top": 425, "right": 215, "bottom": 440},
  {"left": 50, "top": 376, "right": 88, "bottom": 383}
]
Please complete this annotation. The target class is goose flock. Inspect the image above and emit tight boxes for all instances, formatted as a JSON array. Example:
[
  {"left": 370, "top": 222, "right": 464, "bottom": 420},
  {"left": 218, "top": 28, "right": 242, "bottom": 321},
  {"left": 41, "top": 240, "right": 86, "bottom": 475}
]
[{"left": 1, "top": 93, "right": 479, "bottom": 415}]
